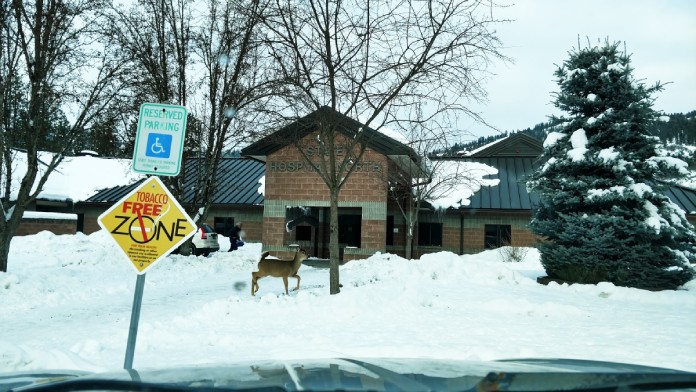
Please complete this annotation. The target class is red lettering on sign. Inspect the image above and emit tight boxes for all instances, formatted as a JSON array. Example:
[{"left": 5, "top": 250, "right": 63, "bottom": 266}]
[{"left": 122, "top": 201, "right": 163, "bottom": 216}]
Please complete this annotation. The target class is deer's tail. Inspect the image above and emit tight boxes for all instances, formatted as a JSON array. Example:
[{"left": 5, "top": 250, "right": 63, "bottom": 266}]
[{"left": 260, "top": 251, "right": 270, "bottom": 260}]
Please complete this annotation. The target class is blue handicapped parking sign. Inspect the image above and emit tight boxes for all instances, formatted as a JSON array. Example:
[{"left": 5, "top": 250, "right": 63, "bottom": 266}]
[{"left": 145, "top": 133, "right": 172, "bottom": 159}]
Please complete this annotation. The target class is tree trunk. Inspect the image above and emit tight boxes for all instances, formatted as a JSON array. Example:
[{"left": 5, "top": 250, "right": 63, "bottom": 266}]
[
  {"left": 0, "top": 229, "right": 10, "bottom": 273},
  {"left": 404, "top": 209, "right": 415, "bottom": 260},
  {"left": 0, "top": 210, "right": 21, "bottom": 272},
  {"left": 329, "top": 190, "right": 340, "bottom": 294}
]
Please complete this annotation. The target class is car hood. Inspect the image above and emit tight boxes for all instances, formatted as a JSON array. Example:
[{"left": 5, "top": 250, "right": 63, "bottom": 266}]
[{"left": 2, "top": 358, "right": 695, "bottom": 392}]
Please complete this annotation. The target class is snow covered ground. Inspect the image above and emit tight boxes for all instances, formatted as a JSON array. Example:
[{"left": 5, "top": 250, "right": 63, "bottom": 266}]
[{"left": 1, "top": 231, "right": 695, "bottom": 374}]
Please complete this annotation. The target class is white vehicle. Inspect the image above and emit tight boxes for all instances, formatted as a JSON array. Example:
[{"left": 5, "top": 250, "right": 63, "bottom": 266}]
[{"left": 190, "top": 224, "right": 219, "bottom": 256}]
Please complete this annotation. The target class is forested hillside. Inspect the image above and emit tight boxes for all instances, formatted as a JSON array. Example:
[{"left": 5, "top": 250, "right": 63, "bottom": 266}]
[{"left": 444, "top": 110, "right": 696, "bottom": 155}]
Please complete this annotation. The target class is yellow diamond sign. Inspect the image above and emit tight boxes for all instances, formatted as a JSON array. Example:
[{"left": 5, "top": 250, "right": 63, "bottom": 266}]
[{"left": 98, "top": 176, "right": 196, "bottom": 274}]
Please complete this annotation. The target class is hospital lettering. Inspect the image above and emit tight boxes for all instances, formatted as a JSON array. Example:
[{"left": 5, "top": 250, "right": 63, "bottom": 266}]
[
  {"left": 352, "top": 162, "right": 382, "bottom": 172},
  {"left": 269, "top": 161, "right": 307, "bottom": 172},
  {"left": 305, "top": 144, "right": 345, "bottom": 157},
  {"left": 269, "top": 160, "right": 382, "bottom": 173}
]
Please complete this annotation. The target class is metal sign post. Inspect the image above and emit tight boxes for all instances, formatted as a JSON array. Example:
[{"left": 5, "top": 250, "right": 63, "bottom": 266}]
[
  {"left": 99, "top": 102, "right": 192, "bottom": 369},
  {"left": 98, "top": 177, "right": 195, "bottom": 370},
  {"left": 124, "top": 274, "right": 146, "bottom": 369}
]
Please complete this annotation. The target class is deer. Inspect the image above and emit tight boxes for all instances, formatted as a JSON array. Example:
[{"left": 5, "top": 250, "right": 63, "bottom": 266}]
[{"left": 251, "top": 248, "right": 308, "bottom": 296}]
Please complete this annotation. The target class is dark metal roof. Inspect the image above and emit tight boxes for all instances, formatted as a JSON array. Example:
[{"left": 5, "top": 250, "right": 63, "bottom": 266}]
[
  {"left": 241, "top": 106, "right": 419, "bottom": 162},
  {"left": 461, "top": 157, "right": 541, "bottom": 210},
  {"left": 84, "top": 158, "right": 265, "bottom": 206},
  {"left": 84, "top": 181, "right": 144, "bottom": 203},
  {"left": 450, "top": 134, "right": 696, "bottom": 215},
  {"left": 459, "top": 158, "right": 696, "bottom": 213},
  {"left": 666, "top": 185, "right": 696, "bottom": 214},
  {"left": 182, "top": 158, "right": 265, "bottom": 205},
  {"left": 467, "top": 132, "right": 543, "bottom": 158}
]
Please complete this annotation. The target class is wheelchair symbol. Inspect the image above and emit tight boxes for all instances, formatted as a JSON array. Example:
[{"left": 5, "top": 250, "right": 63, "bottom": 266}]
[
  {"left": 151, "top": 138, "right": 165, "bottom": 155},
  {"left": 145, "top": 133, "right": 172, "bottom": 159}
]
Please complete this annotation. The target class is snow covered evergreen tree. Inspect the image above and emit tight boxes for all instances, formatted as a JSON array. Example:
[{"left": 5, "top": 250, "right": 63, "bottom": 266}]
[{"left": 527, "top": 41, "right": 695, "bottom": 290}]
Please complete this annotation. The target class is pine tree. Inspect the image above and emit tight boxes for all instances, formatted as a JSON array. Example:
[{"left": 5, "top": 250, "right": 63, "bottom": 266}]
[{"left": 527, "top": 41, "right": 695, "bottom": 290}]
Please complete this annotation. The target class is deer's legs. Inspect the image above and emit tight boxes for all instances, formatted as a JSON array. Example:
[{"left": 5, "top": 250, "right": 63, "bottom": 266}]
[
  {"left": 251, "top": 273, "right": 258, "bottom": 296},
  {"left": 282, "top": 276, "right": 289, "bottom": 295},
  {"left": 292, "top": 274, "right": 301, "bottom": 291}
]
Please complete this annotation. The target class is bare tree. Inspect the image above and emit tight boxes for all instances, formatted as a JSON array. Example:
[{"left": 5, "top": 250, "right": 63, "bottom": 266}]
[
  {"left": 263, "top": 0, "right": 507, "bottom": 293},
  {"left": 0, "top": 0, "right": 127, "bottom": 272},
  {"left": 106, "top": 0, "right": 192, "bottom": 196},
  {"left": 386, "top": 105, "right": 496, "bottom": 259},
  {"left": 107, "top": 0, "right": 277, "bottom": 237},
  {"left": 186, "top": 0, "right": 277, "bottom": 225},
  {"left": 0, "top": 0, "right": 23, "bottom": 205}
]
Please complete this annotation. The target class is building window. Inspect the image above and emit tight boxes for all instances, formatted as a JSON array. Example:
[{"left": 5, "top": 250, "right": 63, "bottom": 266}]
[
  {"left": 214, "top": 217, "right": 234, "bottom": 236},
  {"left": 386, "top": 216, "right": 394, "bottom": 246},
  {"left": 485, "top": 224, "right": 511, "bottom": 249},
  {"left": 339, "top": 214, "right": 362, "bottom": 247},
  {"left": 418, "top": 222, "right": 442, "bottom": 246},
  {"left": 296, "top": 225, "right": 312, "bottom": 241}
]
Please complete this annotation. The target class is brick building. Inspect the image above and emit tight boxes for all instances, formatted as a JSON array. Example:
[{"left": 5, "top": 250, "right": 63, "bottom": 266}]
[
  {"left": 425, "top": 132, "right": 546, "bottom": 257},
  {"left": 30, "top": 107, "right": 696, "bottom": 262},
  {"left": 242, "top": 106, "right": 423, "bottom": 261},
  {"left": 242, "top": 108, "right": 696, "bottom": 260}
]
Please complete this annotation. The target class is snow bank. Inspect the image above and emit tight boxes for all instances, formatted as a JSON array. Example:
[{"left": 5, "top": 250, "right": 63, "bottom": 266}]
[{"left": 2, "top": 232, "right": 695, "bottom": 374}]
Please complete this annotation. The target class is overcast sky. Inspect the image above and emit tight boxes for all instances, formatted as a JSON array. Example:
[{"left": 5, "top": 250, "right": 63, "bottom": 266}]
[{"left": 463, "top": 0, "right": 696, "bottom": 138}]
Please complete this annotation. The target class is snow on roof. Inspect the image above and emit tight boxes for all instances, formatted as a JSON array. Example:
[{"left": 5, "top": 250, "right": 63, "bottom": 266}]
[
  {"left": 426, "top": 160, "right": 500, "bottom": 209},
  {"left": 461, "top": 136, "right": 508, "bottom": 156},
  {"left": 6, "top": 150, "right": 143, "bottom": 202},
  {"left": 355, "top": 114, "right": 410, "bottom": 145},
  {"left": 22, "top": 210, "right": 78, "bottom": 220},
  {"left": 377, "top": 126, "right": 410, "bottom": 145}
]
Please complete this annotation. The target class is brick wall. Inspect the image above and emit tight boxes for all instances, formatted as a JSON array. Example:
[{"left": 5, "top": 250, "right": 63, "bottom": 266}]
[
  {"left": 208, "top": 207, "right": 264, "bottom": 242},
  {"left": 80, "top": 207, "right": 103, "bottom": 234},
  {"left": 460, "top": 211, "right": 538, "bottom": 254},
  {"left": 238, "top": 220, "right": 262, "bottom": 242},
  {"left": 265, "top": 133, "right": 388, "bottom": 203},
  {"left": 397, "top": 210, "right": 540, "bottom": 258},
  {"left": 362, "top": 219, "right": 385, "bottom": 250},
  {"left": 16, "top": 213, "right": 77, "bottom": 236},
  {"left": 262, "top": 132, "right": 391, "bottom": 260}
]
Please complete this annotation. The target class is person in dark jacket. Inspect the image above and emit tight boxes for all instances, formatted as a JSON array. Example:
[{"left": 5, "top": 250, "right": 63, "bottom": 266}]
[{"left": 228, "top": 222, "right": 243, "bottom": 252}]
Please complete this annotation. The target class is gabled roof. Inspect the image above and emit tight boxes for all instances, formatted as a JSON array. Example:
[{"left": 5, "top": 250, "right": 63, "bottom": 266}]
[
  {"left": 83, "top": 181, "right": 142, "bottom": 203},
  {"left": 84, "top": 157, "right": 264, "bottom": 206},
  {"left": 182, "top": 158, "right": 265, "bottom": 205},
  {"left": 431, "top": 133, "right": 542, "bottom": 210},
  {"left": 241, "top": 106, "right": 419, "bottom": 164},
  {"left": 666, "top": 184, "right": 696, "bottom": 214},
  {"left": 463, "top": 157, "right": 540, "bottom": 210},
  {"left": 466, "top": 132, "right": 543, "bottom": 158},
  {"left": 452, "top": 133, "right": 696, "bottom": 214}
]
